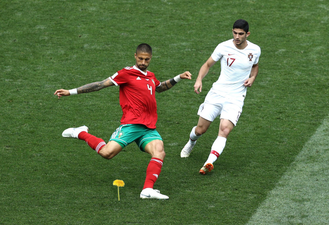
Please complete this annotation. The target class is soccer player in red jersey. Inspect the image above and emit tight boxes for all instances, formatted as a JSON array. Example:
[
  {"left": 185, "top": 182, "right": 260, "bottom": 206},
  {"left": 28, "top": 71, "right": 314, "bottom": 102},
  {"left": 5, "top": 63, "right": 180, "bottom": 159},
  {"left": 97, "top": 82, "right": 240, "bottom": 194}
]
[{"left": 54, "top": 43, "right": 192, "bottom": 199}]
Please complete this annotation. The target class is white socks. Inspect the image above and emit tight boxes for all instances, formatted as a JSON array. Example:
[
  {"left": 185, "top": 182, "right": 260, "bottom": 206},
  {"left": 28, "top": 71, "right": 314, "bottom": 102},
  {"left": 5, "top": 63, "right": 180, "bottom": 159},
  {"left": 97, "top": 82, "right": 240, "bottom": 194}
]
[
  {"left": 190, "top": 126, "right": 201, "bottom": 142},
  {"left": 189, "top": 127, "right": 227, "bottom": 166},
  {"left": 204, "top": 136, "right": 227, "bottom": 166}
]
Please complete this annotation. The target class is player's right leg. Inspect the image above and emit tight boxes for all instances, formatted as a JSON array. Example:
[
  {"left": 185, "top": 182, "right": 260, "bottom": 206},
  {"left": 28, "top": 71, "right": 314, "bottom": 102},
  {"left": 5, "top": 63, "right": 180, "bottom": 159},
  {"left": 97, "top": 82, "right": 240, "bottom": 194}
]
[
  {"left": 62, "top": 126, "right": 123, "bottom": 159},
  {"left": 97, "top": 141, "right": 123, "bottom": 159},
  {"left": 62, "top": 125, "right": 89, "bottom": 138},
  {"left": 180, "top": 117, "right": 212, "bottom": 158}
]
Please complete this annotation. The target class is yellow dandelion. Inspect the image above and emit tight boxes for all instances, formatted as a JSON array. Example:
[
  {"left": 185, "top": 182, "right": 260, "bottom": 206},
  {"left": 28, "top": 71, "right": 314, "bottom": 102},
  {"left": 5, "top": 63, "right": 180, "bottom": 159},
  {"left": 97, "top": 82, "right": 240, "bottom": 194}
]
[{"left": 113, "top": 179, "right": 125, "bottom": 201}]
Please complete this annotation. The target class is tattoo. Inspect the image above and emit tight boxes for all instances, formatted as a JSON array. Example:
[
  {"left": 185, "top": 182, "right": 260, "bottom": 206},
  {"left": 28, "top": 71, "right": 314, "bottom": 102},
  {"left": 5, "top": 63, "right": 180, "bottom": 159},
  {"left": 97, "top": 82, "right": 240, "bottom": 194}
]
[
  {"left": 169, "top": 78, "right": 177, "bottom": 86},
  {"left": 77, "top": 79, "right": 110, "bottom": 94},
  {"left": 156, "top": 79, "right": 175, "bottom": 93},
  {"left": 156, "top": 82, "right": 165, "bottom": 92},
  {"left": 164, "top": 80, "right": 169, "bottom": 89}
]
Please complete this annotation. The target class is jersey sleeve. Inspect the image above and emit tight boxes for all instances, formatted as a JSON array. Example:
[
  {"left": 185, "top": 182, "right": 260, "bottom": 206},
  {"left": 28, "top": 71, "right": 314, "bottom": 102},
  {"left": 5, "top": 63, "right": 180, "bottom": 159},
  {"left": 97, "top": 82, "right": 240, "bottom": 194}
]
[
  {"left": 154, "top": 77, "right": 161, "bottom": 87},
  {"left": 211, "top": 43, "right": 224, "bottom": 62},
  {"left": 109, "top": 69, "right": 128, "bottom": 86},
  {"left": 253, "top": 46, "right": 261, "bottom": 65}
]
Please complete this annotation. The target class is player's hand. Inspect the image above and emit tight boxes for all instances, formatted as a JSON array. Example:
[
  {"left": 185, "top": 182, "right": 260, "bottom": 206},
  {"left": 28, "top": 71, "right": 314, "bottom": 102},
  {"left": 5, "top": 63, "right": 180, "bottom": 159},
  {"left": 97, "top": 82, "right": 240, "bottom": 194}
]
[
  {"left": 244, "top": 77, "right": 255, "bottom": 87},
  {"left": 54, "top": 89, "right": 70, "bottom": 99},
  {"left": 194, "top": 80, "right": 202, "bottom": 94},
  {"left": 179, "top": 71, "right": 192, "bottom": 80}
]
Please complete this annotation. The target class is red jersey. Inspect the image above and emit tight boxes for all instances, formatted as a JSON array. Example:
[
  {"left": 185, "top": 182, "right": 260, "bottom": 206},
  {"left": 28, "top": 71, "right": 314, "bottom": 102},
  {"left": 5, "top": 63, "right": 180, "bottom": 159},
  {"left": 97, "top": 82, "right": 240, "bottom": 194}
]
[{"left": 109, "top": 65, "right": 161, "bottom": 129}]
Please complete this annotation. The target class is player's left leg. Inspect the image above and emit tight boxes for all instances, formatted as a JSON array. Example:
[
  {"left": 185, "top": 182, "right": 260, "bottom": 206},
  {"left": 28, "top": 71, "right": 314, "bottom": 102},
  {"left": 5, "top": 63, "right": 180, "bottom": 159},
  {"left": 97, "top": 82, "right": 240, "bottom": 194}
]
[
  {"left": 200, "top": 99, "right": 242, "bottom": 175},
  {"left": 200, "top": 119, "right": 233, "bottom": 174},
  {"left": 143, "top": 140, "right": 165, "bottom": 189},
  {"left": 140, "top": 139, "right": 169, "bottom": 199},
  {"left": 143, "top": 139, "right": 165, "bottom": 160}
]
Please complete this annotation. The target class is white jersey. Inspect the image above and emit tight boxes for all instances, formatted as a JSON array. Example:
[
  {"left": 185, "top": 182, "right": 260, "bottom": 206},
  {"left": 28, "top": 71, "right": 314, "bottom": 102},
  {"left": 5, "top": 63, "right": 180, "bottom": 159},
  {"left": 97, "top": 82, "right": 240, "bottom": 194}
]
[{"left": 210, "top": 39, "right": 261, "bottom": 97}]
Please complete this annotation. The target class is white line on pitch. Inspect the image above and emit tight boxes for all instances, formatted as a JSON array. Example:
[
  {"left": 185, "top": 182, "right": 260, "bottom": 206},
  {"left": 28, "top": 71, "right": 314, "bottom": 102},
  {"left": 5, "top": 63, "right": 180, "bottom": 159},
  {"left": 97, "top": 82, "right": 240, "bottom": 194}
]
[{"left": 247, "top": 117, "right": 329, "bottom": 225}]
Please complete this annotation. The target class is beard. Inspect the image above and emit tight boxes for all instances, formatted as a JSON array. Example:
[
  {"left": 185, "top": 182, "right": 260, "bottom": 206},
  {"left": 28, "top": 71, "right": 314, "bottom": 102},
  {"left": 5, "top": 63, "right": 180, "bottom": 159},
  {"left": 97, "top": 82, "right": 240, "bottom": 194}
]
[{"left": 137, "top": 64, "right": 147, "bottom": 71}]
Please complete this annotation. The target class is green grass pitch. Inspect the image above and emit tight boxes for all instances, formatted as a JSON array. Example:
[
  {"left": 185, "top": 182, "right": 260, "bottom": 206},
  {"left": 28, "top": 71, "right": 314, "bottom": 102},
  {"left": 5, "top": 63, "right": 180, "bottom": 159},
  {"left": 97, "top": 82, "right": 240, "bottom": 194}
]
[{"left": 1, "top": 0, "right": 328, "bottom": 224}]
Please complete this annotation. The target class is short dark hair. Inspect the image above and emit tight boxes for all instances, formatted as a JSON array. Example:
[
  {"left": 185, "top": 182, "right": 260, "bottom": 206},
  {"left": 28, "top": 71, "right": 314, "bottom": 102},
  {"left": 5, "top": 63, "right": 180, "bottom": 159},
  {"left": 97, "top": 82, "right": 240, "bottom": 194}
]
[
  {"left": 233, "top": 19, "right": 249, "bottom": 33},
  {"left": 136, "top": 43, "right": 152, "bottom": 55}
]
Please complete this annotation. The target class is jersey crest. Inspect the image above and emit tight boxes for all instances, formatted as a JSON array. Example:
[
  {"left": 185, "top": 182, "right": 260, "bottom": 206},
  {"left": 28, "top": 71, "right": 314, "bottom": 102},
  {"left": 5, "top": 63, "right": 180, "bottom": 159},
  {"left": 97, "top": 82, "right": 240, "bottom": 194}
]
[{"left": 248, "top": 53, "right": 253, "bottom": 61}]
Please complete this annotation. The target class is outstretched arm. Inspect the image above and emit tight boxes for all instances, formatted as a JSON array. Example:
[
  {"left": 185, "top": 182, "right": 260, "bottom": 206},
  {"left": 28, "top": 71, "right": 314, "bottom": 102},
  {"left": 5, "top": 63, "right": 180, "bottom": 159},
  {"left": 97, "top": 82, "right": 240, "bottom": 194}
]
[
  {"left": 54, "top": 78, "right": 114, "bottom": 99},
  {"left": 156, "top": 71, "right": 192, "bottom": 93}
]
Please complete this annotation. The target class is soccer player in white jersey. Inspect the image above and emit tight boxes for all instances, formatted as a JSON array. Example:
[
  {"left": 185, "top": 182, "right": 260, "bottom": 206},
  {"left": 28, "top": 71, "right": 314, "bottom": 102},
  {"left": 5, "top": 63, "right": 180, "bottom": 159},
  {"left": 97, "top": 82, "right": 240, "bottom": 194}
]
[{"left": 180, "top": 19, "right": 261, "bottom": 174}]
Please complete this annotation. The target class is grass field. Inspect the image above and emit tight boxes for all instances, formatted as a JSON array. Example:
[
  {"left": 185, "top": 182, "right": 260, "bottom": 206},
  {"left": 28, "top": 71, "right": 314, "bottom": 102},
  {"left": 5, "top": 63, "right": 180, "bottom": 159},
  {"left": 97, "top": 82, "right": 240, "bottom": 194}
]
[{"left": 1, "top": 0, "right": 328, "bottom": 224}]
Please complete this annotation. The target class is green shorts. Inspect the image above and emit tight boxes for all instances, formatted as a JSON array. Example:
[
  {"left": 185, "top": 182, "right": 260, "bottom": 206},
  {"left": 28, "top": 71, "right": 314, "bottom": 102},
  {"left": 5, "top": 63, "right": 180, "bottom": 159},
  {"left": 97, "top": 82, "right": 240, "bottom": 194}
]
[{"left": 109, "top": 124, "right": 162, "bottom": 151}]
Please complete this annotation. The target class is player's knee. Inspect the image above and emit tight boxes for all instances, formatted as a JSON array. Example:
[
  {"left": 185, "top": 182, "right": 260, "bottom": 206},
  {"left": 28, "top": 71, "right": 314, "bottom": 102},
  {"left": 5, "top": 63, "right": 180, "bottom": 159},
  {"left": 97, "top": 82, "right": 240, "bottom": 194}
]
[
  {"left": 195, "top": 126, "right": 207, "bottom": 135},
  {"left": 98, "top": 146, "right": 120, "bottom": 160},
  {"left": 144, "top": 140, "right": 165, "bottom": 159},
  {"left": 157, "top": 148, "right": 166, "bottom": 159},
  {"left": 153, "top": 150, "right": 165, "bottom": 160},
  {"left": 219, "top": 126, "right": 233, "bottom": 137},
  {"left": 153, "top": 142, "right": 166, "bottom": 159},
  {"left": 99, "top": 151, "right": 113, "bottom": 160},
  {"left": 220, "top": 130, "right": 230, "bottom": 138}
]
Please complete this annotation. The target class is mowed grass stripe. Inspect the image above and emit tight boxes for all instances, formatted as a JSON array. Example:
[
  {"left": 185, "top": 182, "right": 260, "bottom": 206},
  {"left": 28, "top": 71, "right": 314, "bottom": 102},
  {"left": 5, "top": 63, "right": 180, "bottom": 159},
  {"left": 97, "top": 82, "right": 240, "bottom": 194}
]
[{"left": 247, "top": 116, "right": 329, "bottom": 224}]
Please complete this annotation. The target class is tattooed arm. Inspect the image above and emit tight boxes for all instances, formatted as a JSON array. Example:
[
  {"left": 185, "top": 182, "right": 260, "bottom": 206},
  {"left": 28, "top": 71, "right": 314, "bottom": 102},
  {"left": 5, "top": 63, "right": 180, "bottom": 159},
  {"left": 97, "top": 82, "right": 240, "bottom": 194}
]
[
  {"left": 156, "top": 71, "right": 192, "bottom": 93},
  {"left": 54, "top": 78, "right": 114, "bottom": 99}
]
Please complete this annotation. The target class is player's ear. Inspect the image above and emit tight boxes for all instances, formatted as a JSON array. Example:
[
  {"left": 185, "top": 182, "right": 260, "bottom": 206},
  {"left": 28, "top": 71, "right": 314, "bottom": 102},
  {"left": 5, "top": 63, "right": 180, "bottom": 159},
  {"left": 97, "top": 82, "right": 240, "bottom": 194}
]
[{"left": 246, "top": 31, "right": 250, "bottom": 37}]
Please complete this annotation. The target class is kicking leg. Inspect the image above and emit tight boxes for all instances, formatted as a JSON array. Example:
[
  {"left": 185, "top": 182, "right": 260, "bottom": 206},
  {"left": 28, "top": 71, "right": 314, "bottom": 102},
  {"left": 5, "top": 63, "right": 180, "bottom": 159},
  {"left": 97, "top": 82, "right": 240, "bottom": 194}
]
[{"left": 61, "top": 125, "right": 121, "bottom": 158}]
